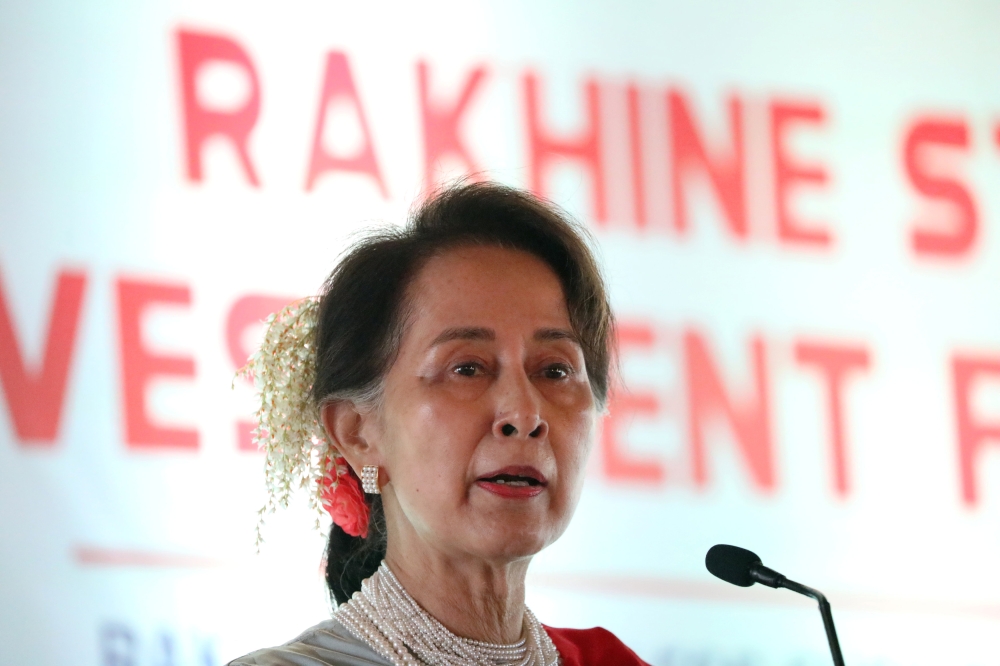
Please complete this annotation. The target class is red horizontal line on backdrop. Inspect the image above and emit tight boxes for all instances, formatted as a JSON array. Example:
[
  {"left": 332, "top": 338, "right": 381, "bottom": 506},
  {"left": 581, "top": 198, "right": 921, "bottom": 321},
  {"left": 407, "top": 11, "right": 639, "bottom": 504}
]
[
  {"left": 73, "top": 545, "right": 226, "bottom": 568},
  {"left": 529, "top": 572, "right": 1000, "bottom": 620},
  {"left": 71, "top": 546, "right": 1000, "bottom": 620}
]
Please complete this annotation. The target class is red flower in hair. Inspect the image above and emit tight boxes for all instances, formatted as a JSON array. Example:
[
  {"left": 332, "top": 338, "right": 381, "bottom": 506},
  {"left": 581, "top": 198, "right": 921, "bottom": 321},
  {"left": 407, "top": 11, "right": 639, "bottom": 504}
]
[{"left": 320, "top": 464, "right": 370, "bottom": 538}]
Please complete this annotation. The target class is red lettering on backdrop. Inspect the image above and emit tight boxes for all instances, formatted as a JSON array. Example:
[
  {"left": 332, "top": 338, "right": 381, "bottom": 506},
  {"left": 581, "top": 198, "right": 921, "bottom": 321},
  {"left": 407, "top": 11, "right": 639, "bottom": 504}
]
[
  {"left": 626, "top": 84, "right": 648, "bottom": 229},
  {"left": 601, "top": 323, "right": 665, "bottom": 484},
  {"left": 669, "top": 91, "right": 747, "bottom": 239},
  {"left": 524, "top": 73, "right": 608, "bottom": 224},
  {"left": 794, "top": 341, "right": 871, "bottom": 496},
  {"left": 305, "top": 52, "right": 388, "bottom": 196},
  {"left": 903, "top": 117, "right": 977, "bottom": 257},
  {"left": 0, "top": 270, "right": 86, "bottom": 443},
  {"left": 226, "top": 295, "right": 295, "bottom": 452},
  {"left": 116, "top": 278, "right": 198, "bottom": 450},
  {"left": 685, "top": 331, "right": 774, "bottom": 490},
  {"left": 771, "top": 101, "right": 832, "bottom": 247},
  {"left": 418, "top": 62, "right": 488, "bottom": 193},
  {"left": 952, "top": 355, "right": 1000, "bottom": 505},
  {"left": 177, "top": 29, "right": 261, "bottom": 186}
]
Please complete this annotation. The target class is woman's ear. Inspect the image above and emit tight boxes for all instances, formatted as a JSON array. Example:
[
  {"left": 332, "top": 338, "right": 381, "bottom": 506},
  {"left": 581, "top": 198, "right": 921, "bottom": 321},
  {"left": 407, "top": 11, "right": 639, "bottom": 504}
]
[{"left": 320, "top": 400, "right": 375, "bottom": 469}]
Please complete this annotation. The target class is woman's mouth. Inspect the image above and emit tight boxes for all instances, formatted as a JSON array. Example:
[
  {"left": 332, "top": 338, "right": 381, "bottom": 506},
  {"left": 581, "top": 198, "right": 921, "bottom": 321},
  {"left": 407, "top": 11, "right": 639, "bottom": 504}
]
[{"left": 475, "top": 467, "right": 547, "bottom": 498}]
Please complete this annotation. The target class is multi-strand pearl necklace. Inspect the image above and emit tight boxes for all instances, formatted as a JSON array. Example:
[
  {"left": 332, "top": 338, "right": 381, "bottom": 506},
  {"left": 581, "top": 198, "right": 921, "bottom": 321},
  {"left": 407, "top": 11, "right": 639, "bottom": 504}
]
[{"left": 334, "top": 561, "right": 560, "bottom": 666}]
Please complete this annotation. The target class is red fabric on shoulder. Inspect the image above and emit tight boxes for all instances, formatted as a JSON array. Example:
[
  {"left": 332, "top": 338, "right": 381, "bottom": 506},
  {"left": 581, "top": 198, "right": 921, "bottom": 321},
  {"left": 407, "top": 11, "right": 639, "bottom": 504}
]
[{"left": 543, "top": 625, "right": 650, "bottom": 666}]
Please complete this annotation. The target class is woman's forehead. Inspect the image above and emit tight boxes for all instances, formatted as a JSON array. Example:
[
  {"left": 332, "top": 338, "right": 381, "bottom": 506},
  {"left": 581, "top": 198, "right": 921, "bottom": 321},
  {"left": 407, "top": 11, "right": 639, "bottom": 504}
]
[{"left": 403, "top": 246, "right": 572, "bottom": 341}]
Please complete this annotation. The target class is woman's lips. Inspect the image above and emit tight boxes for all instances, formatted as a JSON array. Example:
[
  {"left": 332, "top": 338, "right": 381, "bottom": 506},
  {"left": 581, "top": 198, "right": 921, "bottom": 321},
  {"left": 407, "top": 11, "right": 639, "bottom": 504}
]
[{"left": 475, "top": 466, "right": 548, "bottom": 499}]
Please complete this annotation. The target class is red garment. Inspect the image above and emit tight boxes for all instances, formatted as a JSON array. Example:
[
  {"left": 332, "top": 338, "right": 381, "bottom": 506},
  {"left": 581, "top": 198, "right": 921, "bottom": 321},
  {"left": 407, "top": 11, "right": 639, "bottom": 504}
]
[{"left": 543, "top": 625, "right": 650, "bottom": 666}]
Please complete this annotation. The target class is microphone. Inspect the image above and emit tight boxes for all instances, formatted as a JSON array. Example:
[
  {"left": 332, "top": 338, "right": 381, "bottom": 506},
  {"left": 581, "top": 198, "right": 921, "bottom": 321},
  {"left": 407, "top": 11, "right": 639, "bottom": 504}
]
[{"left": 705, "top": 545, "right": 845, "bottom": 666}]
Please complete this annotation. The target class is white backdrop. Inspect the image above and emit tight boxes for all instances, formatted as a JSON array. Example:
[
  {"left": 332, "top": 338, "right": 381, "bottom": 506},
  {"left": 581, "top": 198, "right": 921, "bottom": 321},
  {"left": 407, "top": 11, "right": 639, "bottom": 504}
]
[{"left": 2, "top": 1, "right": 1000, "bottom": 664}]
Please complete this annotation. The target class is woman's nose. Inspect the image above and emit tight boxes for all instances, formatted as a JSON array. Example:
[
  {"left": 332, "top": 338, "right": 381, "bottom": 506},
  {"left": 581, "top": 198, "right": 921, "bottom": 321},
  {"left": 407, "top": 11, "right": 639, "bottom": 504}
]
[
  {"left": 496, "top": 420, "right": 547, "bottom": 439},
  {"left": 492, "top": 372, "right": 548, "bottom": 440}
]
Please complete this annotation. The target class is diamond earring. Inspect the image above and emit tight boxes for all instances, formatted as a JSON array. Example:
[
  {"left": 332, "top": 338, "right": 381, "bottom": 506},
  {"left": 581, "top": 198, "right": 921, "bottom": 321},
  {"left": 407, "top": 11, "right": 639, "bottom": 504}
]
[{"left": 361, "top": 465, "right": 380, "bottom": 494}]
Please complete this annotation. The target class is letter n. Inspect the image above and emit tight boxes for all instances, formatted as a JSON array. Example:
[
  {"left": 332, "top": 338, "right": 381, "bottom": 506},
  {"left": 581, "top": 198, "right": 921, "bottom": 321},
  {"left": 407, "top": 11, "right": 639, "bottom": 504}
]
[
  {"left": 684, "top": 330, "right": 775, "bottom": 490},
  {"left": 669, "top": 90, "right": 747, "bottom": 239}
]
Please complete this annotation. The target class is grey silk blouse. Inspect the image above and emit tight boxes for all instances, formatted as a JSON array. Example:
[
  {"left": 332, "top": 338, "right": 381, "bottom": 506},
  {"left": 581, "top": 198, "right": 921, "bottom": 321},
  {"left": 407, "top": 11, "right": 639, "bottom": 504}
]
[{"left": 229, "top": 619, "right": 392, "bottom": 666}]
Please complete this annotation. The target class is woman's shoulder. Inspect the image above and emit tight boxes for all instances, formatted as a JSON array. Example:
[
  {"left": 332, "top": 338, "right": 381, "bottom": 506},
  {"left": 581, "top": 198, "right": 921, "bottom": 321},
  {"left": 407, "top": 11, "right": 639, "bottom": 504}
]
[
  {"left": 227, "top": 619, "right": 392, "bottom": 666},
  {"left": 543, "top": 625, "right": 650, "bottom": 666}
]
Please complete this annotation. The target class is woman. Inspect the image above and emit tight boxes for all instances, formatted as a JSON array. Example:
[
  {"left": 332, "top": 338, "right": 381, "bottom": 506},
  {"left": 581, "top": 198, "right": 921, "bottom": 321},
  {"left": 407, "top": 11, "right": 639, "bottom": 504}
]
[{"left": 232, "top": 183, "right": 649, "bottom": 666}]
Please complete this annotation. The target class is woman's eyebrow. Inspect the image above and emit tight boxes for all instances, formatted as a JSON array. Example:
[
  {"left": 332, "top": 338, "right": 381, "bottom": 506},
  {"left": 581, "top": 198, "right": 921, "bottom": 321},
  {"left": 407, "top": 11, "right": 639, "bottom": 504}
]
[
  {"left": 429, "top": 327, "right": 495, "bottom": 347},
  {"left": 534, "top": 328, "right": 579, "bottom": 344}
]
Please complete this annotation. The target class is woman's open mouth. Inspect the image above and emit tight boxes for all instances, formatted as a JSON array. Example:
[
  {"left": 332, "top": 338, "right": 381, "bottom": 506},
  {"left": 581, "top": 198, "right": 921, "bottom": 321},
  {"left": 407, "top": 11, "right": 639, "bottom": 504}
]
[{"left": 475, "top": 467, "right": 547, "bottom": 498}]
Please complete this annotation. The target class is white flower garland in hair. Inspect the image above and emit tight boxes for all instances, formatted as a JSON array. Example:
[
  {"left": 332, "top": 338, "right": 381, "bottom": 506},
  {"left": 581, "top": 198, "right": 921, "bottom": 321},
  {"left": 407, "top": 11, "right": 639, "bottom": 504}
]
[{"left": 237, "top": 297, "right": 346, "bottom": 547}]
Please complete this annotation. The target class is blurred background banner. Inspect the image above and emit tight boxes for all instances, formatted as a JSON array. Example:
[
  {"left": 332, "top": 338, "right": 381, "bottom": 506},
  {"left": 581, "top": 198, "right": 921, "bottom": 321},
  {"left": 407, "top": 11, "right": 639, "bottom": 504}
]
[{"left": 2, "top": 1, "right": 999, "bottom": 664}]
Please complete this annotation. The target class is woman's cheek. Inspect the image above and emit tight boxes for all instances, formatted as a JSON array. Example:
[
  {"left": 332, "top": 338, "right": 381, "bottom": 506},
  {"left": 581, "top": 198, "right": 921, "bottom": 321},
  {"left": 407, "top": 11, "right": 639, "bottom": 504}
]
[
  {"left": 567, "top": 412, "right": 597, "bottom": 477},
  {"left": 544, "top": 376, "right": 594, "bottom": 409}
]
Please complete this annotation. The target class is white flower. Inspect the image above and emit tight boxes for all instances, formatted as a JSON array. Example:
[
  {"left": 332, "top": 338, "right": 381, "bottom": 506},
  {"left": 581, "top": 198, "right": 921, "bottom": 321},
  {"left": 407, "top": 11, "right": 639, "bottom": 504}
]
[{"left": 236, "top": 297, "right": 336, "bottom": 548}]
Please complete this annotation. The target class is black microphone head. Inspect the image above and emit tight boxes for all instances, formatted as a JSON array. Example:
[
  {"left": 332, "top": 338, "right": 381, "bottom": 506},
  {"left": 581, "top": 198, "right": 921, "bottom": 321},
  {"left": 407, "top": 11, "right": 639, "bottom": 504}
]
[{"left": 705, "top": 544, "right": 762, "bottom": 587}]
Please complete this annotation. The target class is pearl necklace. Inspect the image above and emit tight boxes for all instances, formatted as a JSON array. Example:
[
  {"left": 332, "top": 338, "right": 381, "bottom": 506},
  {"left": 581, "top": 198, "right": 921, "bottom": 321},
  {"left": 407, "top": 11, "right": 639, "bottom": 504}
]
[{"left": 334, "top": 561, "right": 560, "bottom": 666}]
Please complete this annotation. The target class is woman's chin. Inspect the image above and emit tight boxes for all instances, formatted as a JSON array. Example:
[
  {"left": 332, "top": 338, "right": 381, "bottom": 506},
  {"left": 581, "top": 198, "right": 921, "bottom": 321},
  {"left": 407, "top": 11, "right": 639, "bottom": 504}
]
[
  {"left": 471, "top": 536, "right": 548, "bottom": 563},
  {"left": 460, "top": 519, "right": 564, "bottom": 563}
]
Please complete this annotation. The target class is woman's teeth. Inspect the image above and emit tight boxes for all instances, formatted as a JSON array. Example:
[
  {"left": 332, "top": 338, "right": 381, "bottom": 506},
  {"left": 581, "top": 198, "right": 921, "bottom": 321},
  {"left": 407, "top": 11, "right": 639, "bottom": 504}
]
[
  {"left": 494, "top": 478, "right": 529, "bottom": 486},
  {"left": 487, "top": 475, "right": 539, "bottom": 486}
]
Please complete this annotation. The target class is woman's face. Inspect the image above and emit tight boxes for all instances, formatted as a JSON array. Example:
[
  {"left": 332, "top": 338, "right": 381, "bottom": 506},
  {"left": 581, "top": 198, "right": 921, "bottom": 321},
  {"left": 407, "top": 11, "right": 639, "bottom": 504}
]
[{"left": 368, "top": 245, "right": 597, "bottom": 565}]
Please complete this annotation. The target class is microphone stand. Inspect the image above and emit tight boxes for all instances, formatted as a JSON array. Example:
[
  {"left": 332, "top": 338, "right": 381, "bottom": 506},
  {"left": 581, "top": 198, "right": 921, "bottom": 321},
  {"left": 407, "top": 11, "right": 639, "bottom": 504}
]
[
  {"left": 751, "top": 564, "right": 845, "bottom": 666},
  {"left": 782, "top": 579, "right": 845, "bottom": 666}
]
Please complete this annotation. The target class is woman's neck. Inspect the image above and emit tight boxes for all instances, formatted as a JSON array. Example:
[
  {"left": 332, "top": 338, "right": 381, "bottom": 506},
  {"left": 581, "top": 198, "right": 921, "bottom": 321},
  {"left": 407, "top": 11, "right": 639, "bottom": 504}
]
[{"left": 385, "top": 543, "right": 530, "bottom": 644}]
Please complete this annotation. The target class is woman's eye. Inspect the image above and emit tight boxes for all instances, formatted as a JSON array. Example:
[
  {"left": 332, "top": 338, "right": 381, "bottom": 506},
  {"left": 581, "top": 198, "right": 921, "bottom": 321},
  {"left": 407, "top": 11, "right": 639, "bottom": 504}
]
[
  {"left": 453, "top": 362, "right": 481, "bottom": 377},
  {"left": 542, "top": 364, "right": 572, "bottom": 380}
]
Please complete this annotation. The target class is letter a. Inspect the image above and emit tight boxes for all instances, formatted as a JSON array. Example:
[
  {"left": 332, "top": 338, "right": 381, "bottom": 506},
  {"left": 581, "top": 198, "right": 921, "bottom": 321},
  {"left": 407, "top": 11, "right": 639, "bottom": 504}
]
[{"left": 305, "top": 52, "right": 388, "bottom": 197}]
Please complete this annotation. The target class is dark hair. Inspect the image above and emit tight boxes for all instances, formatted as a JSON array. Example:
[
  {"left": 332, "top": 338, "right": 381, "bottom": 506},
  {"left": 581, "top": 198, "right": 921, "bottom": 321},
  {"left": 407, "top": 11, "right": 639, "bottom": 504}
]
[{"left": 313, "top": 182, "right": 614, "bottom": 605}]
